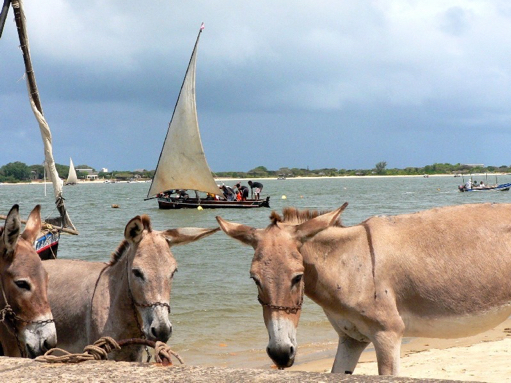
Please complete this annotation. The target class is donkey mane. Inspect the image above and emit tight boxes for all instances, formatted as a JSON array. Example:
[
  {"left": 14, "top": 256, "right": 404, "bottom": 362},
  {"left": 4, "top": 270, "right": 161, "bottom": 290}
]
[
  {"left": 269, "top": 207, "right": 343, "bottom": 226},
  {"left": 109, "top": 239, "right": 130, "bottom": 265}
]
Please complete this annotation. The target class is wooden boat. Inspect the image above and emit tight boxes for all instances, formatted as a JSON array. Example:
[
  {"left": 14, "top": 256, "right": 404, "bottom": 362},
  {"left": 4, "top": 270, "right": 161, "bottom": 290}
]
[
  {"left": 458, "top": 183, "right": 511, "bottom": 192},
  {"left": 458, "top": 175, "right": 511, "bottom": 192},
  {"left": 0, "top": 0, "right": 78, "bottom": 259},
  {"left": 146, "top": 24, "right": 269, "bottom": 210},
  {"left": 65, "top": 157, "right": 78, "bottom": 185}
]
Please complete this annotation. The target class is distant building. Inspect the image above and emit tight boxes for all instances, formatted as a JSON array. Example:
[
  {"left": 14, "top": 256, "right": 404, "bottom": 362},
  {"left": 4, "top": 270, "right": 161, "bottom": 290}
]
[
  {"left": 76, "top": 168, "right": 99, "bottom": 181},
  {"left": 75, "top": 168, "right": 93, "bottom": 174},
  {"left": 101, "top": 168, "right": 108, "bottom": 173}
]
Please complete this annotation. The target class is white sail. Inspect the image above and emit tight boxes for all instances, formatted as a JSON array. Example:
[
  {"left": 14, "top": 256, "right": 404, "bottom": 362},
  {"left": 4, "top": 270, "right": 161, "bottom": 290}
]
[
  {"left": 66, "top": 158, "right": 78, "bottom": 184},
  {"left": 147, "top": 28, "right": 220, "bottom": 198}
]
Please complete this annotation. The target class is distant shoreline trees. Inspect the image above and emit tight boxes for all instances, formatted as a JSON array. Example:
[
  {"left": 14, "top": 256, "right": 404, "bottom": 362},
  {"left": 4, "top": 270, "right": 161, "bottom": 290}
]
[{"left": 1, "top": 161, "right": 509, "bottom": 183}]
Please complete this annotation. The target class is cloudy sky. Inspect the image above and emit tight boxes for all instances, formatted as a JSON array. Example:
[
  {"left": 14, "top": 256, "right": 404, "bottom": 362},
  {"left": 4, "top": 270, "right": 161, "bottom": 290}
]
[{"left": 1, "top": 1, "right": 511, "bottom": 172}]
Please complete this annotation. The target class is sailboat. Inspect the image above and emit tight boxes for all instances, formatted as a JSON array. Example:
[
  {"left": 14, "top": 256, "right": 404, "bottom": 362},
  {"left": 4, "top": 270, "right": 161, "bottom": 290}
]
[
  {"left": 146, "top": 24, "right": 270, "bottom": 209},
  {"left": 1, "top": 0, "right": 78, "bottom": 259},
  {"left": 65, "top": 158, "right": 78, "bottom": 185}
]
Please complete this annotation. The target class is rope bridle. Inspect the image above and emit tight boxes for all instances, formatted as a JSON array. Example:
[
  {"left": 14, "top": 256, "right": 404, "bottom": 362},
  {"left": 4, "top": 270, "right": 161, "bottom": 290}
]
[
  {"left": 257, "top": 286, "right": 304, "bottom": 315},
  {"left": 90, "top": 245, "right": 171, "bottom": 362},
  {"left": 125, "top": 254, "right": 170, "bottom": 362},
  {"left": 124, "top": 252, "right": 171, "bottom": 323},
  {"left": 0, "top": 277, "right": 54, "bottom": 357}
]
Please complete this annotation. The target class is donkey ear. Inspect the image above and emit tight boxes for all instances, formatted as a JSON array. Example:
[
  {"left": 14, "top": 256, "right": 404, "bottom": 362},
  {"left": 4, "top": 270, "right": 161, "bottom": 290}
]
[
  {"left": 216, "top": 216, "right": 259, "bottom": 248},
  {"left": 294, "top": 203, "right": 348, "bottom": 244},
  {"left": 21, "top": 205, "right": 42, "bottom": 244},
  {"left": 163, "top": 227, "right": 220, "bottom": 247},
  {"left": 1, "top": 204, "right": 21, "bottom": 260},
  {"left": 125, "top": 215, "right": 145, "bottom": 244}
]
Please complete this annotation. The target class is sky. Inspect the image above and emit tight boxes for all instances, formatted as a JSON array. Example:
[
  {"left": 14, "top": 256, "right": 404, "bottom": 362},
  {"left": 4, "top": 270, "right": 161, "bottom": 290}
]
[{"left": 1, "top": 1, "right": 511, "bottom": 172}]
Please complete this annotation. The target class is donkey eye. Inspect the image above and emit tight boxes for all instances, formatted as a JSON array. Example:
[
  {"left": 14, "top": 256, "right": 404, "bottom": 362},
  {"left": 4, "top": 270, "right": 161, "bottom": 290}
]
[
  {"left": 132, "top": 268, "right": 145, "bottom": 280},
  {"left": 14, "top": 280, "right": 31, "bottom": 291},
  {"left": 291, "top": 274, "right": 303, "bottom": 286}
]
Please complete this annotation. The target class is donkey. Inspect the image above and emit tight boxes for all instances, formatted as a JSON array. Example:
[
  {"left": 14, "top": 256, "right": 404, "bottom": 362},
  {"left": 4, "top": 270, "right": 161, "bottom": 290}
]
[
  {"left": 43, "top": 214, "right": 219, "bottom": 361},
  {"left": 0, "top": 204, "right": 57, "bottom": 358},
  {"left": 217, "top": 202, "right": 511, "bottom": 375}
]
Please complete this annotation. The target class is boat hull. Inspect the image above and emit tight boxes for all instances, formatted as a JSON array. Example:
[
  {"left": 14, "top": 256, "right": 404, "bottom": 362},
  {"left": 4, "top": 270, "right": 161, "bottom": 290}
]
[
  {"left": 35, "top": 231, "right": 60, "bottom": 260},
  {"left": 158, "top": 196, "right": 270, "bottom": 209}
]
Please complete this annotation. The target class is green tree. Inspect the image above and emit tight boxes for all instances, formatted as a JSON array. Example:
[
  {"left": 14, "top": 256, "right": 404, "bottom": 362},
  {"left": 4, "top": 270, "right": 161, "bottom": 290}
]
[
  {"left": 55, "top": 163, "right": 69, "bottom": 179},
  {"left": 29, "top": 164, "right": 45, "bottom": 179},
  {"left": 375, "top": 161, "right": 387, "bottom": 175},
  {"left": 248, "top": 166, "right": 270, "bottom": 177},
  {"left": 1, "top": 161, "right": 30, "bottom": 181}
]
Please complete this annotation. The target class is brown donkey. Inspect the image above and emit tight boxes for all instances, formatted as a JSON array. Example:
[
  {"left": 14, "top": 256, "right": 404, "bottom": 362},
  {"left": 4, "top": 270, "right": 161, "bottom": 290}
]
[
  {"left": 0, "top": 204, "right": 57, "bottom": 358},
  {"left": 217, "top": 203, "right": 511, "bottom": 375},
  {"left": 43, "top": 214, "right": 219, "bottom": 361}
]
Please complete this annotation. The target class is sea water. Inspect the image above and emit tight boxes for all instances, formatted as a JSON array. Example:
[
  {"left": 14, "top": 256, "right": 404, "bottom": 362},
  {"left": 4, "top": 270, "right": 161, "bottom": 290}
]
[{"left": 1, "top": 175, "right": 510, "bottom": 368}]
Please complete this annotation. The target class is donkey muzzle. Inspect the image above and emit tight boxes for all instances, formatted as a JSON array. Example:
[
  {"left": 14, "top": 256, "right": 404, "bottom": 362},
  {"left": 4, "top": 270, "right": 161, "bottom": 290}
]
[
  {"left": 22, "top": 320, "right": 57, "bottom": 358},
  {"left": 142, "top": 305, "right": 172, "bottom": 342},
  {"left": 265, "top": 316, "right": 298, "bottom": 368},
  {"left": 150, "top": 321, "right": 172, "bottom": 342},
  {"left": 267, "top": 344, "right": 296, "bottom": 368}
]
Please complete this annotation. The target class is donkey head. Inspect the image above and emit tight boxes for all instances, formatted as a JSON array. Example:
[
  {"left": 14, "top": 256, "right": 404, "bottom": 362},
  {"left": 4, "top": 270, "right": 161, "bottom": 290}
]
[
  {"left": 216, "top": 205, "right": 345, "bottom": 368},
  {"left": 124, "top": 215, "right": 219, "bottom": 343},
  {"left": 0, "top": 205, "right": 57, "bottom": 358}
]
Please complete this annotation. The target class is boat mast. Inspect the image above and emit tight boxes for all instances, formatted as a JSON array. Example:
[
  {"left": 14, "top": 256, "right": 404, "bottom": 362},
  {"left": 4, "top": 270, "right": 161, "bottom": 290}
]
[
  {"left": 9, "top": 0, "right": 77, "bottom": 232},
  {"left": 0, "top": 0, "right": 10, "bottom": 38}
]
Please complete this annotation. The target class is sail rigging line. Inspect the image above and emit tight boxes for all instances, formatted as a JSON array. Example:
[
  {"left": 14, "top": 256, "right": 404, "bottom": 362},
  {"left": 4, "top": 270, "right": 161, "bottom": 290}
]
[
  {"left": 10, "top": 0, "right": 77, "bottom": 232},
  {"left": 146, "top": 24, "right": 205, "bottom": 198}
]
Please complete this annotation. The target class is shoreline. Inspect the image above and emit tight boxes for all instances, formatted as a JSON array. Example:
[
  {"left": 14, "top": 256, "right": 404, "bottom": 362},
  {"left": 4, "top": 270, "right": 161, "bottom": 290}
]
[{"left": 0, "top": 173, "right": 495, "bottom": 186}]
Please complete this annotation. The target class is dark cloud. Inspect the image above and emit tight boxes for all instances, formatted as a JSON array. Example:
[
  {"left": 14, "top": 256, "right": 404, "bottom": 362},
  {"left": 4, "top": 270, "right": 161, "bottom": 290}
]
[{"left": 1, "top": 1, "right": 511, "bottom": 172}]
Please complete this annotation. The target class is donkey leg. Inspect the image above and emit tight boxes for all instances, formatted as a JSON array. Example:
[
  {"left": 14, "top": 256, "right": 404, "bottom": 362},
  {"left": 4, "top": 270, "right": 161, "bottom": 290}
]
[
  {"left": 372, "top": 330, "right": 402, "bottom": 375},
  {"left": 331, "top": 334, "right": 370, "bottom": 374}
]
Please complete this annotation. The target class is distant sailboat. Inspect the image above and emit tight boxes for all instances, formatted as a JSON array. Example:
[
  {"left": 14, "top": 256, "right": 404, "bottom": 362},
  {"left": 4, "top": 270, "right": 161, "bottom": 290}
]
[
  {"left": 65, "top": 158, "right": 78, "bottom": 185},
  {"left": 146, "top": 24, "right": 269, "bottom": 209}
]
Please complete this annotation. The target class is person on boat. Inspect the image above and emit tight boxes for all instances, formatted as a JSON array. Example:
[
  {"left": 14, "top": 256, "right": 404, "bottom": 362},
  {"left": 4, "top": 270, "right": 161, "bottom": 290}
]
[
  {"left": 248, "top": 180, "right": 263, "bottom": 200},
  {"left": 159, "top": 189, "right": 175, "bottom": 198},
  {"left": 235, "top": 183, "right": 249, "bottom": 201},
  {"left": 178, "top": 190, "right": 189, "bottom": 200},
  {"left": 219, "top": 185, "right": 236, "bottom": 201},
  {"left": 465, "top": 179, "right": 472, "bottom": 190}
]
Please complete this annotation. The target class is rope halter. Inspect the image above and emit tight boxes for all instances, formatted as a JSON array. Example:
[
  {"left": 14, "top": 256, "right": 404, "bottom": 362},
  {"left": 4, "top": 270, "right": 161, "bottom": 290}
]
[{"left": 257, "top": 293, "right": 303, "bottom": 315}]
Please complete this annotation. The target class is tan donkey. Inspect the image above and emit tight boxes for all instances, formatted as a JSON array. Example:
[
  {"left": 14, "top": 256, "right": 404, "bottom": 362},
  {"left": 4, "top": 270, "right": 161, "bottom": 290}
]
[
  {"left": 0, "top": 204, "right": 57, "bottom": 358},
  {"left": 217, "top": 203, "right": 511, "bottom": 375},
  {"left": 43, "top": 214, "right": 219, "bottom": 361}
]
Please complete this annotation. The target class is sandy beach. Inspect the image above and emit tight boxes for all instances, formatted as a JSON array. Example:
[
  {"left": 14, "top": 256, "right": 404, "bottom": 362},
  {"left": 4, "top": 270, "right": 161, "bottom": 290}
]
[{"left": 289, "top": 318, "right": 511, "bottom": 382}]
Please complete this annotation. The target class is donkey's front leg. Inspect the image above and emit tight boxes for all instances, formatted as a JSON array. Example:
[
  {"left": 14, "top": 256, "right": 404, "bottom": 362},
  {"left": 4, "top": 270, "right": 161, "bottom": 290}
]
[
  {"left": 372, "top": 330, "right": 402, "bottom": 375},
  {"left": 331, "top": 334, "right": 370, "bottom": 374}
]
